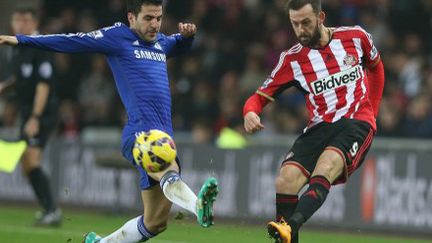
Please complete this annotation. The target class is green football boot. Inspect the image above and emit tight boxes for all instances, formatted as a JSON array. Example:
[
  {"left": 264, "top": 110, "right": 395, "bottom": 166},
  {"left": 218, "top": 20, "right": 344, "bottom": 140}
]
[
  {"left": 82, "top": 232, "right": 101, "bottom": 243},
  {"left": 196, "top": 177, "right": 219, "bottom": 228}
]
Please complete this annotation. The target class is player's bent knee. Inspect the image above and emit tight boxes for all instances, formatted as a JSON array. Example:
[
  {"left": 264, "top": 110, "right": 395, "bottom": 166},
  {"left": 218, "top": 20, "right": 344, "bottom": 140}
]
[
  {"left": 314, "top": 164, "right": 334, "bottom": 180},
  {"left": 314, "top": 157, "right": 344, "bottom": 182},
  {"left": 275, "top": 177, "right": 298, "bottom": 194},
  {"left": 275, "top": 165, "right": 307, "bottom": 194}
]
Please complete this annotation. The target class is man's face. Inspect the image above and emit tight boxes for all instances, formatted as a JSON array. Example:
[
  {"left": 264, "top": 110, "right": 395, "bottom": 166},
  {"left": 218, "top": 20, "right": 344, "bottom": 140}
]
[
  {"left": 11, "top": 13, "right": 37, "bottom": 35},
  {"left": 128, "top": 4, "right": 162, "bottom": 42},
  {"left": 289, "top": 4, "right": 322, "bottom": 47}
]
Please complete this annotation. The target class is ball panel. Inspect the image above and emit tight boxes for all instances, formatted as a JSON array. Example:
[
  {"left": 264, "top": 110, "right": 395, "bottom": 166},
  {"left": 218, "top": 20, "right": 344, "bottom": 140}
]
[{"left": 132, "top": 129, "right": 177, "bottom": 173}]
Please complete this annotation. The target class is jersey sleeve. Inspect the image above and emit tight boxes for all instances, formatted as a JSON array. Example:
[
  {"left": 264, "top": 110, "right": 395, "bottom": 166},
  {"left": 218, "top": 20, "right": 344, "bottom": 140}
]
[
  {"left": 34, "top": 50, "right": 54, "bottom": 85},
  {"left": 160, "top": 33, "right": 194, "bottom": 58},
  {"left": 256, "top": 51, "right": 295, "bottom": 101},
  {"left": 16, "top": 23, "right": 124, "bottom": 55},
  {"left": 357, "top": 26, "right": 380, "bottom": 66}
]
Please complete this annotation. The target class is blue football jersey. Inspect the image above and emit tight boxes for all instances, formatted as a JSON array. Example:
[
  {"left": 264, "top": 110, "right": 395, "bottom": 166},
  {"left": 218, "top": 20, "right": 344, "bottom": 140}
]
[{"left": 16, "top": 22, "right": 194, "bottom": 161}]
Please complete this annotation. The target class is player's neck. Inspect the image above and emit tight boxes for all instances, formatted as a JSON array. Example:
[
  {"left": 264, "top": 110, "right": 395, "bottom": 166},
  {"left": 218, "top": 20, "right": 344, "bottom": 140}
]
[{"left": 314, "top": 26, "right": 332, "bottom": 49}]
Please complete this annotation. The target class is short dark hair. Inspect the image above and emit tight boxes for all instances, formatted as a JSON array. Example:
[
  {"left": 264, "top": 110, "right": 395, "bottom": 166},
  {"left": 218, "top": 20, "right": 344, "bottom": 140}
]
[
  {"left": 286, "top": 0, "right": 321, "bottom": 14},
  {"left": 127, "top": 0, "right": 163, "bottom": 16},
  {"left": 13, "top": 7, "right": 39, "bottom": 20}
]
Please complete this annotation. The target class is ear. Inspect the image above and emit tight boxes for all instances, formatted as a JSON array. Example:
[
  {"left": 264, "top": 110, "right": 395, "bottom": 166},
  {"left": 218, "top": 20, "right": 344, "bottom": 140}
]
[
  {"left": 318, "top": 11, "right": 325, "bottom": 25},
  {"left": 127, "top": 12, "right": 136, "bottom": 26}
]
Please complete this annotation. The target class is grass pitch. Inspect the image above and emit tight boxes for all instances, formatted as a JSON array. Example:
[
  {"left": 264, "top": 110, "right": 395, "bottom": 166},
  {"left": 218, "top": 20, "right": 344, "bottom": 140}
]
[{"left": 0, "top": 205, "right": 430, "bottom": 243}]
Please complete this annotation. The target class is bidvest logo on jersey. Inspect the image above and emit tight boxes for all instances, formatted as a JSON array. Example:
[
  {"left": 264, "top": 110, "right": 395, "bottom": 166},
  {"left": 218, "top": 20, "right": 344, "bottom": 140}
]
[{"left": 311, "top": 65, "right": 362, "bottom": 95}]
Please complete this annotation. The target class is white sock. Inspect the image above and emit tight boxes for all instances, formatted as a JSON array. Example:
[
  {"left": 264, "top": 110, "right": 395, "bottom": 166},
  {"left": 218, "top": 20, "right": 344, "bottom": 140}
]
[
  {"left": 160, "top": 171, "right": 198, "bottom": 216},
  {"left": 100, "top": 215, "right": 154, "bottom": 243}
]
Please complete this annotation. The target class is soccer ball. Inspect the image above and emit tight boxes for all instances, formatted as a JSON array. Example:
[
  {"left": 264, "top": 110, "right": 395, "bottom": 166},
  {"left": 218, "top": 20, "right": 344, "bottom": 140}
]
[{"left": 132, "top": 129, "right": 177, "bottom": 173}]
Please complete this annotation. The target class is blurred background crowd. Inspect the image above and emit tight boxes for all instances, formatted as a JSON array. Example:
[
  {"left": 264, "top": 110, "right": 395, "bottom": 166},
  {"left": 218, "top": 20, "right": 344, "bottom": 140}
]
[{"left": 1, "top": 0, "right": 432, "bottom": 144}]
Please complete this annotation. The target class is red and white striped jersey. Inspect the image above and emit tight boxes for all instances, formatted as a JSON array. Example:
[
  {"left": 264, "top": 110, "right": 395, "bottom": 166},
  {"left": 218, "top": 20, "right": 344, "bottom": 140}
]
[{"left": 257, "top": 26, "right": 380, "bottom": 130}]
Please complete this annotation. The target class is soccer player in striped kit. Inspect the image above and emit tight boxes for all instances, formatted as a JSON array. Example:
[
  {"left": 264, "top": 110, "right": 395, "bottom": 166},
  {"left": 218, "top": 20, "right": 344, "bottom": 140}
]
[
  {"left": 243, "top": 0, "right": 384, "bottom": 242},
  {"left": 0, "top": 0, "right": 218, "bottom": 242}
]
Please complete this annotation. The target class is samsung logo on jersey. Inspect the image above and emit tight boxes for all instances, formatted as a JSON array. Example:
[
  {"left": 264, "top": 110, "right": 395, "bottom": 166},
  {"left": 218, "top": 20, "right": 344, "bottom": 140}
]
[
  {"left": 311, "top": 66, "right": 362, "bottom": 95},
  {"left": 134, "top": 50, "right": 166, "bottom": 62}
]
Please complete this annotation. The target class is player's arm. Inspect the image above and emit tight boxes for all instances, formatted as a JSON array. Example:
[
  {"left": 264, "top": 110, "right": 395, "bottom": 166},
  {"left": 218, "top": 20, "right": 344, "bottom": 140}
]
[
  {"left": 243, "top": 52, "right": 294, "bottom": 134},
  {"left": 243, "top": 93, "right": 270, "bottom": 134},
  {"left": 164, "top": 23, "right": 196, "bottom": 58},
  {"left": 366, "top": 59, "right": 384, "bottom": 118},
  {"left": 1, "top": 24, "right": 122, "bottom": 54},
  {"left": 31, "top": 83, "right": 50, "bottom": 118},
  {"left": 25, "top": 52, "right": 55, "bottom": 138},
  {"left": 24, "top": 82, "right": 50, "bottom": 138},
  {"left": 358, "top": 26, "right": 385, "bottom": 118}
]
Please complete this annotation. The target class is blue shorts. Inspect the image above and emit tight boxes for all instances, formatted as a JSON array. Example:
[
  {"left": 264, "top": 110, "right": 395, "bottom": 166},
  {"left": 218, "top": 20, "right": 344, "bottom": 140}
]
[{"left": 122, "top": 132, "right": 181, "bottom": 190}]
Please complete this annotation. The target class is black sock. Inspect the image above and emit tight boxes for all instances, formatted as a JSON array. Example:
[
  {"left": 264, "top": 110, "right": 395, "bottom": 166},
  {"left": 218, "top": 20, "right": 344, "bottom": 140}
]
[
  {"left": 28, "top": 167, "right": 56, "bottom": 212},
  {"left": 288, "top": 175, "right": 330, "bottom": 234},
  {"left": 276, "top": 194, "right": 299, "bottom": 243}
]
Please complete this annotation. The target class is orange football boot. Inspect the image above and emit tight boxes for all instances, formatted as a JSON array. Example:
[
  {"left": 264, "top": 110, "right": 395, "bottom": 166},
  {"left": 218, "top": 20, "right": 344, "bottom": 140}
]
[{"left": 267, "top": 219, "right": 292, "bottom": 243}]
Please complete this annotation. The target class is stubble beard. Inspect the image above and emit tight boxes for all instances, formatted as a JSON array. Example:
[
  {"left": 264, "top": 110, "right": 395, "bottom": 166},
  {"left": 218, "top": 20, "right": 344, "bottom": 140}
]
[{"left": 298, "top": 25, "right": 322, "bottom": 48}]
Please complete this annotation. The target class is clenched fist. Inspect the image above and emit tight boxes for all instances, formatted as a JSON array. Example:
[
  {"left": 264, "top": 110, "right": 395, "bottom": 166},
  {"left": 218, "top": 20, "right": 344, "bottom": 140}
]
[
  {"left": 178, "top": 23, "right": 197, "bottom": 38},
  {"left": 244, "top": 112, "right": 264, "bottom": 134}
]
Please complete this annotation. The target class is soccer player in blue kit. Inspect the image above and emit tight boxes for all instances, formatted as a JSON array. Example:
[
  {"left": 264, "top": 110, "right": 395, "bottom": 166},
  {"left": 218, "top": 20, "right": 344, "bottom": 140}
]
[{"left": 0, "top": 0, "right": 219, "bottom": 242}]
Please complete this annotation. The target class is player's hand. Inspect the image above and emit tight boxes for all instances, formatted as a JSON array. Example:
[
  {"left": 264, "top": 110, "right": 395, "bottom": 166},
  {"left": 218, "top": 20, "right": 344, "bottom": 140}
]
[
  {"left": 0, "top": 35, "right": 18, "bottom": 46},
  {"left": 244, "top": 112, "right": 264, "bottom": 134},
  {"left": 178, "top": 23, "right": 197, "bottom": 38},
  {"left": 24, "top": 117, "right": 40, "bottom": 138}
]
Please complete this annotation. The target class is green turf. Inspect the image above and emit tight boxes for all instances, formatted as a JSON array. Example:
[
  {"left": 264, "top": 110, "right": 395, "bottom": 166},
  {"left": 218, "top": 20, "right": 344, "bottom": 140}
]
[{"left": 0, "top": 206, "right": 430, "bottom": 243}]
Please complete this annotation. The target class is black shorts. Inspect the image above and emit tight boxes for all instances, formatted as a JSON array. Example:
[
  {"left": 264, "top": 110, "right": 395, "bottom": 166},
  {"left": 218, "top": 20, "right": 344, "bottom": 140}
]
[
  {"left": 282, "top": 118, "right": 374, "bottom": 185},
  {"left": 20, "top": 113, "right": 57, "bottom": 148}
]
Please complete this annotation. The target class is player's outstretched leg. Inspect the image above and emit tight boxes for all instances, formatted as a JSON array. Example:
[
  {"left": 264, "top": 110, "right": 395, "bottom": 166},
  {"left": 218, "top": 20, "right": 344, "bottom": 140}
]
[
  {"left": 159, "top": 170, "right": 219, "bottom": 228},
  {"left": 268, "top": 175, "right": 331, "bottom": 243},
  {"left": 196, "top": 177, "right": 219, "bottom": 227},
  {"left": 82, "top": 215, "right": 157, "bottom": 243},
  {"left": 268, "top": 163, "right": 307, "bottom": 243},
  {"left": 268, "top": 193, "right": 297, "bottom": 243}
]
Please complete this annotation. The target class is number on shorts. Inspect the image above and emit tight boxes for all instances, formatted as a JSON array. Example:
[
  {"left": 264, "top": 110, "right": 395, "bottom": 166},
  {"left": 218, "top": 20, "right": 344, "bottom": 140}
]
[{"left": 349, "top": 141, "right": 359, "bottom": 157}]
